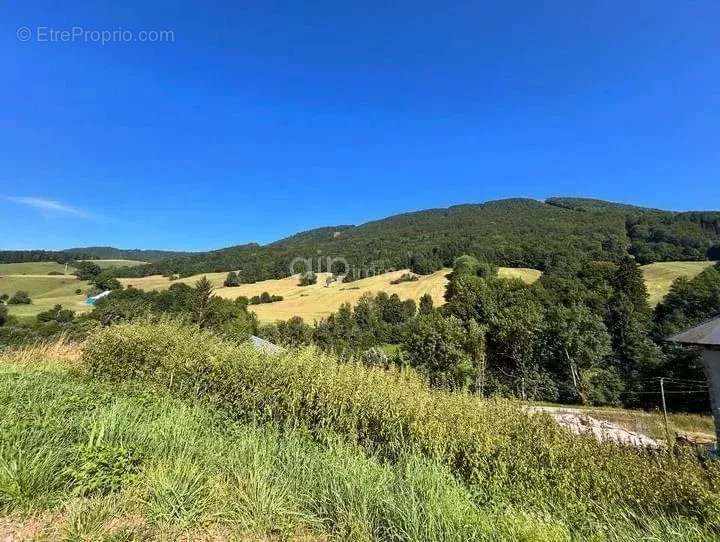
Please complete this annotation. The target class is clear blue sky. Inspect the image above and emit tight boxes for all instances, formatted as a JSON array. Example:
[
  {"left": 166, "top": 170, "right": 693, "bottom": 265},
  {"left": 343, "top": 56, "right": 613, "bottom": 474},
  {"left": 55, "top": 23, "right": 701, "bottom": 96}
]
[{"left": 2, "top": 1, "right": 718, "bottom": 251}]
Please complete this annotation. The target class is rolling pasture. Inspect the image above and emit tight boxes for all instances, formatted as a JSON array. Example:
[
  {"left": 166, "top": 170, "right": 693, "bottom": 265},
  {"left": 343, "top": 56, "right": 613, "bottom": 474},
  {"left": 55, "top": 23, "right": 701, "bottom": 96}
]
[
  {"left": 0, "top": 261, "right": 71, "bottom": 275},
  {"left": 0, "top": 274, "right": 90, "bottom": 317},
  {"left": 0, "top": 260, "right": 146, "bottom": 318}
]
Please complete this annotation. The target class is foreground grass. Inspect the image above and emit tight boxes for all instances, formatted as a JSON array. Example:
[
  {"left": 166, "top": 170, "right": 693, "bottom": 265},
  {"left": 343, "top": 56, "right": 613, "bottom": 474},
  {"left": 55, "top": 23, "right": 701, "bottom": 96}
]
[
  {"left": 80, "top": 321, "right": 720, "bottom": 540},
  {"left": 0, "top": 356, "right": 582, "bottom": 541}
]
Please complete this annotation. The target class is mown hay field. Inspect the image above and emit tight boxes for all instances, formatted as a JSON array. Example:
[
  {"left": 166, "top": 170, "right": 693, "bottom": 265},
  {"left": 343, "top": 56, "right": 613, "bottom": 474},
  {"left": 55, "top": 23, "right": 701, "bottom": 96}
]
[
  {"left": 120, "top": 267, "right": 542, "bottom": 322},
  {"left": 641, "top": 261, "right": 717, "bottom": 306},
  {"left": 80, "top": 259, "right": 148, "bottom": 269}
]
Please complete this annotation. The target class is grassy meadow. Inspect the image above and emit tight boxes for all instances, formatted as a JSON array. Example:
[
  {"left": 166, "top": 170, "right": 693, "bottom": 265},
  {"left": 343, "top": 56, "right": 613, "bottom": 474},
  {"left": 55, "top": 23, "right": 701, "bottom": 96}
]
[
  {"left": 641, "top": 261, "right": 717, "bottom": 306},
  {"left": 0, "top": 275, "right": 91, "bottom": 318},
  {"left": 0, "top": 262, "right": 71, "bottom": 275},
  {"left": 120, "top": 267, "right": 542, "bottom": 322},
  {"left": 1, "top": 328, "right": 719, "bottom": 540},
  {"left": 0, "top": 260, "right": 145, "bottom": 319}
]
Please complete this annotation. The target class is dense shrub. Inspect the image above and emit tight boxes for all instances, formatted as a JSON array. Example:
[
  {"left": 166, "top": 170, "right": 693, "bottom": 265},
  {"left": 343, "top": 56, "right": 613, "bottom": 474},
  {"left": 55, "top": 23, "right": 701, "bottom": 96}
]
[
  {"left": 248, "top": 292, "right": 283, "bottom": 305},
  {"left": 83, "top": 321, "right": 720, "bottom": 530},
  {"left": 390, "top": 273, "right": 419, "bottom": 285},
  {"left": 223, "top": 271, "right": 240, "bottom": 287},
  {"left": 37, "top": 304, "right": 75, "bottom": 323},
  {"left": 298, "top": 271, "right": 317, "bottom": 286},
  {"left": 8, "top": 291, "right": 31, "bottom": 305}
]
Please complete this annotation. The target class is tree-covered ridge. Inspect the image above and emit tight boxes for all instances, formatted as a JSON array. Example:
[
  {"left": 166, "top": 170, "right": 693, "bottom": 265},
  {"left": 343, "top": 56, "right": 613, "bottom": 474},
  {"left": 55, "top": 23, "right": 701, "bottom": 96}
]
[
  {"left": 115, "top": 198, "right": 630, "bottom": 281},
  {"left": 6, "top": 197, "right": 719, "bottom": 282},
  {"left": 0, "top": 246, "right": 192, "bottom": 264},
  {"left": 548, "top": 197, "right": 720, "bottom": 263},
  {"left": 116, "top": 197, "right": 720, "bottom": 283}
]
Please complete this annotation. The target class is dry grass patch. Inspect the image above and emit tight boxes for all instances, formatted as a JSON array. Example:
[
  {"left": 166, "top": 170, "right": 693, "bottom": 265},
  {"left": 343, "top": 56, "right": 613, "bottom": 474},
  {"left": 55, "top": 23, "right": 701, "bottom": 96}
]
[
  {"left": 0, "top": 336, "right": 83, "bottom": 367},
  {"left": 641, "top": 261, "right": 717, "bottom": 306},
  {"left": 120, "top": 268, "right": 541, "bottom": 323}
]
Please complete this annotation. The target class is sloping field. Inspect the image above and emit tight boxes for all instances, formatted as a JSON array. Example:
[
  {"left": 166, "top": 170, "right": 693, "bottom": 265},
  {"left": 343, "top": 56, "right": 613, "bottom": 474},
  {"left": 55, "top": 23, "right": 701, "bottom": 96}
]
[
  {"left": 641, "top": 261, "right": 717, "bottom": 306},
  {"left": 80, "top": 259, "right": 148, "bottom": 269},
  {"left": 0, "top": 261, "right": 71, "bottom": 275},
  {"left": 0, "top": 275, "right": 91, "bottom": 318},
  {"left": 121, "top": 267, "right": 542, "bottom": 322},
  {"left": 4, "top": 258, "right": 710, "bottom": 320}
]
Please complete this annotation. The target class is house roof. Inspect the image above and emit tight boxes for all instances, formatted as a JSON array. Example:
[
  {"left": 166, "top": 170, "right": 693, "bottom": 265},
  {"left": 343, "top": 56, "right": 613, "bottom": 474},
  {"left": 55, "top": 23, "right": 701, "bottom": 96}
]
[{"left": 667, "top": 316, "right": 720, "bottom": 348}]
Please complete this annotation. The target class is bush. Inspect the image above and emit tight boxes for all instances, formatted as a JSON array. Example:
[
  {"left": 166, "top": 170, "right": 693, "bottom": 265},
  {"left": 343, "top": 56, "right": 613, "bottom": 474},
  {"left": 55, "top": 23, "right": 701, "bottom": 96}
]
[
  {"left": 248, "top": 292, "right": 283, "bottom": 305},
  {"left": 36, "top": 304, "right": 75, "bottom": 324},
  {"left": 82, "top": 321, "right": 720, "bottom": 530},
  {"left": 8, "top": 291, "right": 32, "bottom": 305},
  {"left": 223, "top": 271, "right": 240, "bottom": 287},
  {"left": 93, "top": 272, "right": 122, "bottom": 291},
  {"left": 390, "top": 273, "right": 419, "bottom": 285},
  {"left": 74, "top": 261, "right": 102, "bottom": 281},
  {"left": 66, "top": 441, "right": 141, "bottom": 497},
  {"left": 298, "top": 272, "right": 317, "bottom": 286}
]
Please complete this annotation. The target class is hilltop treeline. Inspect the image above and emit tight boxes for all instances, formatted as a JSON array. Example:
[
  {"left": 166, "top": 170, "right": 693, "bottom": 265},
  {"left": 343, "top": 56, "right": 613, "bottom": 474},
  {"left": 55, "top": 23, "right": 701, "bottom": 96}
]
[
  {"left": 548, "top": 198, "right": 720, "bottom": 263},
  {"left": 0, "top": 246, "right": 191, "bottom": 265},
  {"left": 112, "top": 198, "right": 720, "bottom": 283}
]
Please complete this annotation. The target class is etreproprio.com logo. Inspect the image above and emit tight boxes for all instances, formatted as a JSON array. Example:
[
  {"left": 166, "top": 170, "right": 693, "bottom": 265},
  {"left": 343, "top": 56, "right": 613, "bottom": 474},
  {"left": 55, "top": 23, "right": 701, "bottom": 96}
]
[{"left": 16, "top": 26, "right": 175, "bottom": 45}]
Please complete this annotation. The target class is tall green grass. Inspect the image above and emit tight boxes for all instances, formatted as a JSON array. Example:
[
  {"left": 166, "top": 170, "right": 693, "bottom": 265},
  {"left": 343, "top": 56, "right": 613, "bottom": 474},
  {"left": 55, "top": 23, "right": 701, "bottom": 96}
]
[
  {"left": 0, "top": 359, "right": 575, "bottom": 541},
  {"left": 82, "top": 321, "right": 720, "bottom": 536}
]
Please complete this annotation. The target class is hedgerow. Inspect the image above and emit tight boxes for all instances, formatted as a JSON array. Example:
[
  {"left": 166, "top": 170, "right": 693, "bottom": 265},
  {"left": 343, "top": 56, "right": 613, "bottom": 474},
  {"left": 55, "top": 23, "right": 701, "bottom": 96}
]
[{"left": 82, "top": 320, "right": 720, "bottom": 533}]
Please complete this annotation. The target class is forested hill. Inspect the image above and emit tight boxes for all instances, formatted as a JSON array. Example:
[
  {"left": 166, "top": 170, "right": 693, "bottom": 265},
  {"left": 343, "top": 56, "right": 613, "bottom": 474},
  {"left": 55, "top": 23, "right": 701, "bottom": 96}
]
[
  {"left": 547, "top": 198, "right": 720, "bottom": 263},
  {"left": 0, "top": 246, "right": 193, "bottom": 264},
  {"left": 111, "top": 197, "right": 720, "bottom": 283}
]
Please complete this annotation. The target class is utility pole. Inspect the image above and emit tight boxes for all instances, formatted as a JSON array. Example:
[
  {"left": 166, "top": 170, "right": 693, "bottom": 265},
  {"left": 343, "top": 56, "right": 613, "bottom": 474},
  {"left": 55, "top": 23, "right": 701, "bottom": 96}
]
[{"left": 660, "top": 377, "right": 671, "bottom": 448}]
